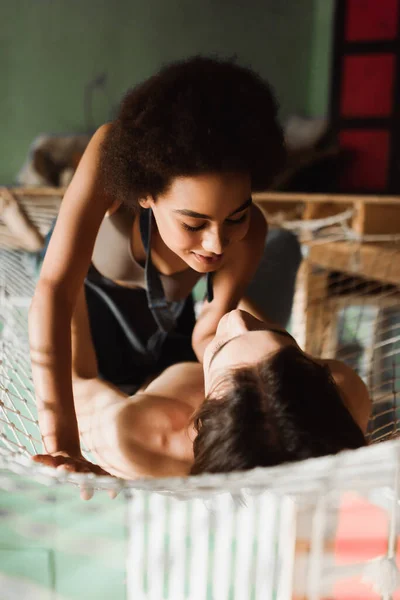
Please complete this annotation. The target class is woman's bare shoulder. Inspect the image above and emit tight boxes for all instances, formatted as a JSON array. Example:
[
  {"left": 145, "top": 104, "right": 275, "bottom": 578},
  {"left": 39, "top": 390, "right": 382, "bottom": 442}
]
[
  {"left": 226, "top": 204, "right": 267, "bottom": 274},
  {"left": 38, "top": 123, "right": 116, "bottom": 290},
  {"left": 245, "top": 203, "right": 267, "bottom": 245}
]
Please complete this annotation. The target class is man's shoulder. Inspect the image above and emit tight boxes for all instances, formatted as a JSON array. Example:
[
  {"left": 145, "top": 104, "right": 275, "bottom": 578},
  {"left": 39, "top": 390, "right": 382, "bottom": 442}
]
[{"left": 322, "top": 359, "right": 371, "bottom": 433}]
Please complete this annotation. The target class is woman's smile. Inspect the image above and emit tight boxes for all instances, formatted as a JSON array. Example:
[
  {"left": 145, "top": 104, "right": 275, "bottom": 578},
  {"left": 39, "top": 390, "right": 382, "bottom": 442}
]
[{"left": 191, "top": 252, "right": 224, "bottom": 266}]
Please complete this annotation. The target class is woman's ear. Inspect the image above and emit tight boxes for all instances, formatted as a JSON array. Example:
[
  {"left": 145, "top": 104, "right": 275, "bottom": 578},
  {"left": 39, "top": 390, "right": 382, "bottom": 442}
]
[{"left": 138, "top": 196, "right": 153, "bottom": 210}]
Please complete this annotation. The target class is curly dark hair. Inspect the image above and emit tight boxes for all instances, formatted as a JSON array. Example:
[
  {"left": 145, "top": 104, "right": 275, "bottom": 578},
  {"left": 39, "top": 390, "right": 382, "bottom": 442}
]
[
  {"left": 191, "top": 347, "right": 367, "bottom": 475},
  {"left": 100, "top": 56, "right": 286, "bottom": 208}
]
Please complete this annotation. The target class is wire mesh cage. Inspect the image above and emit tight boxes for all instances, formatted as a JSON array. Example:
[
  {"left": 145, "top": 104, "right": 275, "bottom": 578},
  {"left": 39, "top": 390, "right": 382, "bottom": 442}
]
[
  {"left": 1, "top": 191, "right": 400, "bottom": 599},
  {"left": 0, "top": 187, "right": 62, "bottom": 251}
]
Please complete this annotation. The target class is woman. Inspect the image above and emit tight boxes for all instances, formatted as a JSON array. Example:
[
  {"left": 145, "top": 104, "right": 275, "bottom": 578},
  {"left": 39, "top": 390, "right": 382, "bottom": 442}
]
[
  {"left": 33, "top": 309, "right": 370, "bottom": 482},
  {"left": 29, "top": 56, "right": 286, "bottom": 475}
]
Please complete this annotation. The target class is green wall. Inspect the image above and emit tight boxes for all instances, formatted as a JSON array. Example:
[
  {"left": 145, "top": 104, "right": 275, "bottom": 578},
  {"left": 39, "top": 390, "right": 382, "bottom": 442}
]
[
  {"left": 1, "top": 0, "right": 334, "bottom": 184},
  {"left": 308, "top": 0, "right": 335, "bottom": 116}
]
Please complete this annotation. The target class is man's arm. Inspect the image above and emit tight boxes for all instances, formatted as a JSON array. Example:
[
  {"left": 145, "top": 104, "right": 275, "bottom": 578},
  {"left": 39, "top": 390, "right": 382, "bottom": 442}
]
[{"left": 72, "top": 363, "right": 205, "bottom": 479}]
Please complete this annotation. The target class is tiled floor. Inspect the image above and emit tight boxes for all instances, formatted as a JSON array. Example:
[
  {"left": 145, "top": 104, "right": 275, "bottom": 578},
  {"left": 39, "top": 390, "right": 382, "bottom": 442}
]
[{"left": 0, "top": 475, "right": 127, "bottom": 600}]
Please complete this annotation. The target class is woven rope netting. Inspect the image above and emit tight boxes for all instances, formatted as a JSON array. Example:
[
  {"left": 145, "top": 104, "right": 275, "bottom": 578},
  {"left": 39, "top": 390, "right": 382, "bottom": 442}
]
[
  {"left": 0, "top": 187, "right": 61, "bottom": 251},
  {"left": 1, "top": 208, "right": 400, "bottom": 491},
  {"left": 2, "top": 202, "right": 400, "bottom": 598}
]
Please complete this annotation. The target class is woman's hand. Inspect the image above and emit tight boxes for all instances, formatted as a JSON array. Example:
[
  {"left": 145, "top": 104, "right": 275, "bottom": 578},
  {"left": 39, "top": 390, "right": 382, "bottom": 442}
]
[{"left": 32, "top": 451, "right": 115, "bottom": 500}]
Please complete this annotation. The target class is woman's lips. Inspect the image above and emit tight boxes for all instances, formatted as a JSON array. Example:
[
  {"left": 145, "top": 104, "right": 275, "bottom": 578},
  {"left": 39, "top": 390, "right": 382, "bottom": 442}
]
[{"left": 192, "top": 252, "right": 223, "bottom": 265}]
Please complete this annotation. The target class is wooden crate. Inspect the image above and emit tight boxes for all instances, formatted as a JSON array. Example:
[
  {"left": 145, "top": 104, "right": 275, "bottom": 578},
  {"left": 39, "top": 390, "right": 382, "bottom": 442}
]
[
  {"left": 254, "top": 191, "right": 400, "bottom": 235},
  {"left": 291, "top": 238, "right": 400, "bottom": 357}
]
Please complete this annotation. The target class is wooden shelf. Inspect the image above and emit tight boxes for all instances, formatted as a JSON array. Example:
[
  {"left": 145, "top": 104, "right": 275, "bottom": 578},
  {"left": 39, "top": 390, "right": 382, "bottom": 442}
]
[{"left": 254, "top": 191, "right": 400, "bottom": 235}]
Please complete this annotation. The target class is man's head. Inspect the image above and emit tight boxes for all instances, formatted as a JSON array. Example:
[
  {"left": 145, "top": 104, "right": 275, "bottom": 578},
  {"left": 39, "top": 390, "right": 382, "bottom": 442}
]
[{"left": 191, "top": 310, "right": 367, "bottom": 475}]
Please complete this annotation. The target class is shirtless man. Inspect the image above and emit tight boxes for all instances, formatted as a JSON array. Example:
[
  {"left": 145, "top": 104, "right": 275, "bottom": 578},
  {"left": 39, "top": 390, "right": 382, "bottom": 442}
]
[{"left": 33, "top": 309, "right": 370, "bottom": 480}]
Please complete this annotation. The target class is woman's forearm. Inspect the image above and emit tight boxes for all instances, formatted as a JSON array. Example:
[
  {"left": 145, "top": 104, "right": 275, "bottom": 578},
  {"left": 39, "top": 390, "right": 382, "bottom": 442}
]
[{"left": 29, "top": 282, "right": 81, "bottom": 455}]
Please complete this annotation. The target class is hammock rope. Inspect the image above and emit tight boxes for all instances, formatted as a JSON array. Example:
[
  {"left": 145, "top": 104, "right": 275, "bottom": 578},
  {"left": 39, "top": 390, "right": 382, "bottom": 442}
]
[
  {"left": 1, "top": 212, "right": 400, "bottom": 488},
  {"left": 1, "top": 204, "right": 400, "bottom": 598}
]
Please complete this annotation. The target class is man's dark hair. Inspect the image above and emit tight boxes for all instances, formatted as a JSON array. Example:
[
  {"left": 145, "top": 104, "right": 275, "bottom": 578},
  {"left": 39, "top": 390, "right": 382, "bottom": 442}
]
[
  {"left": 100, "top": 56, "right": 286, "bottom": 208},
  {"left": 191, "top": 346, "right": 367, "bottom": 475}
]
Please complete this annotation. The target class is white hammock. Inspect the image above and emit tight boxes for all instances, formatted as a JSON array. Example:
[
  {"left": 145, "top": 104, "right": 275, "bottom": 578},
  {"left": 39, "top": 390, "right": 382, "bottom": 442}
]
[{"left": 1, "top": 207, "right": 400, "bottom": 599}]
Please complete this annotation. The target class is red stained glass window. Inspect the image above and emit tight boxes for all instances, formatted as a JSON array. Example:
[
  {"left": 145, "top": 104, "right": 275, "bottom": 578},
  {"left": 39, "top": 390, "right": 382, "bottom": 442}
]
[
  {"left": 339, "top": 130, "right": 390, "bottom": 190},
  {"left": 345, "top": 0, "right": 398, "bottom": 41},
  {"left": 341, "top": 54, "right": 395, "bottom": 117}
]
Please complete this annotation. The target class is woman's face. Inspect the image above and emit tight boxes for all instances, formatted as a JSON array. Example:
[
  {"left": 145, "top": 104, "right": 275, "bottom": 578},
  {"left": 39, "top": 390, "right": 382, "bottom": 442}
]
[
  {"left": 203, "top": 309, "right": 299, "bottom": 395},
  {"left": 140, "top": 172, "right": 252, "bottom": 273}
]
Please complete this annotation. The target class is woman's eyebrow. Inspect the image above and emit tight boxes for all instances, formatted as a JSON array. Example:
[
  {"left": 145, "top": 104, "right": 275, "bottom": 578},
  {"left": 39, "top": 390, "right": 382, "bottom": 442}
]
[{"left": 173, "top": 197, "right": 252, "bottom": 220}]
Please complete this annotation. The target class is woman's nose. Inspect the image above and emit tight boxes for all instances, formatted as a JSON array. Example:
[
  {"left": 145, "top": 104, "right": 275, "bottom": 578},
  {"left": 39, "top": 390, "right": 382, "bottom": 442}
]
[{"left": 201, "top": 229, "right": 228, "bottom": 255}]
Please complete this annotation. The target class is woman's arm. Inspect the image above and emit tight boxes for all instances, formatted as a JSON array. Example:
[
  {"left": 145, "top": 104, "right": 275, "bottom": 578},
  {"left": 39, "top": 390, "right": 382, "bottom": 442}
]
[
  {"left": 192, "top": 205, "right": 267, "bottom": 361},
  {"left": 29, "top": 124, "right": 113, "bottom": 471}
]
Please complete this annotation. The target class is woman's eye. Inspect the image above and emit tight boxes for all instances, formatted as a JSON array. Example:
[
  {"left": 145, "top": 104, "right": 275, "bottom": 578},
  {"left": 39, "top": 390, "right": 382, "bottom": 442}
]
[
  {"left": 182, "top": 222, "right": 206, "bottom": 232},
  {"left": 182, "top": 212, "right": 247, "bottom": 232},
  {"left": 225, "top": 213, "right": 247, "bottom": 226}
]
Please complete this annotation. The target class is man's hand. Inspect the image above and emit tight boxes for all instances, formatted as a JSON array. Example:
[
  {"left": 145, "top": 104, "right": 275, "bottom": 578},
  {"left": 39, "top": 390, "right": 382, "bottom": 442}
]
[{"left": 32, "top": 451, "right": 114, "bottom": 500}]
